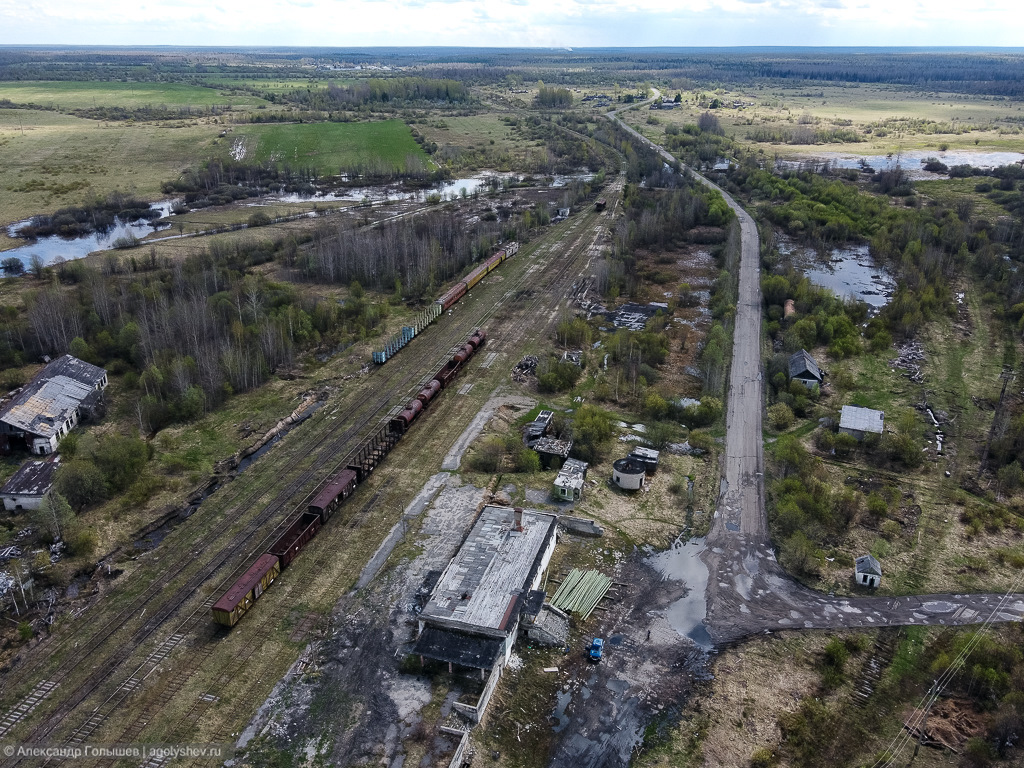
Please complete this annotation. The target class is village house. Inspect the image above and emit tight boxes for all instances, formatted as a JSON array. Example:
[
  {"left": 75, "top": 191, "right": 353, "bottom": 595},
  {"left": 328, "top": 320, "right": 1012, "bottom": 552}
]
[
  {"left": 855, "top": 554, "right": 882, "bottom": 588},
  {"left": 789, "top": 349, "right": 823, "bottom": 389},
  {"left": 839, "top": 405, "right": 885, "bottom": 440},
  {"left": 0, "top": 355, "right": 108, "bottom": 455}
]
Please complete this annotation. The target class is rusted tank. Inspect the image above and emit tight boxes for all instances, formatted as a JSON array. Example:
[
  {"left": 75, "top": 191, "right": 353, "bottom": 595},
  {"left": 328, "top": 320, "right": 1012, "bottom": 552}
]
[{"left": 416, "top": 379, "right": 441, "bottom": 405}]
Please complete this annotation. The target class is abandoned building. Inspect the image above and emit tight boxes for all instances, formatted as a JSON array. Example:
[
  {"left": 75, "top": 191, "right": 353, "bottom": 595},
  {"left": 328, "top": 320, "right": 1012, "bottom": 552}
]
[
  {"left": 553, "top": 458, "right": 588, "bottom": 501},
  {"left": 855, "top": 554, "right": 882, "bottom": 588},
  {"left": 612, "top": 456, "right": 647, "bottom": 490},
  {"left": 0, "top": 355, "right": 108, "bottom": 455},
  {"left": 789, "top": 349, "right": 823, "bottom": 389},
  {"left": 839, "top": 405, "right": 885, "bottom": 440},
  {"left": 1, "top": 456, "right": 59, "bottom": 512},
  {"left": 532, "top": 436, "right": 572, "bottom": 469},
  {"left": 412, "top": 505, "right": 558, "bottom": 721},
  {"left": 628, "top": 446, "right": 660, "bottom": 474},
  {"left": 523, "top": 410, "right": 554, "bottom": 447}
]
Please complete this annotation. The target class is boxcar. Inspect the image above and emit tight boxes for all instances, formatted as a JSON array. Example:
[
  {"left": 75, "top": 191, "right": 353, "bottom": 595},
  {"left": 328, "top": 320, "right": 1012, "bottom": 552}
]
[
  {"left": 309, "top": 468, "right": 357, "bottom": 523},
  {"left": 212, "top": 553, "right": 281, "bottom": 627},
  {"left": 269, "top": 512, "right": 322, "bottom": 569}
]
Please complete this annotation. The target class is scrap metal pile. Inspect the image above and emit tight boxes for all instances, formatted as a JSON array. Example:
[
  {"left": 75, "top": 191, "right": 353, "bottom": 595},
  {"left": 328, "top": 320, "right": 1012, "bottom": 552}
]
[
  {"left": 549, "top": 568, "right": 612, "bottom": 620},
  {"left": 512, "top": 355, "right": 539, "bottom": 383}
]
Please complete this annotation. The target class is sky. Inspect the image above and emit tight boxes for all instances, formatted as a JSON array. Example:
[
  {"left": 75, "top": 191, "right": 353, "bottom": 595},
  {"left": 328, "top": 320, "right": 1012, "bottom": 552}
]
[{"left": 0, "top": 0, "right": 1020, "bottom": 48}]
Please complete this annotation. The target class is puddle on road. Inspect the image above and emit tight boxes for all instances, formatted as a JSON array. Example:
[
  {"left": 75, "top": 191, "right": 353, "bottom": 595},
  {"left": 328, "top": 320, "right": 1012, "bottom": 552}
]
[
  {"left": 648, "top": 535, "right": 713, "bottom": 650},
  {"left": 552, "top": 689, "right": 572, "bottom": 733}
]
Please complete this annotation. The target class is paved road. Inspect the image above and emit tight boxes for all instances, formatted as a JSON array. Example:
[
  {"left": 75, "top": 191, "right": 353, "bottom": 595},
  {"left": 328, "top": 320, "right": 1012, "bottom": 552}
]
[{"left": 607, "top": 102, "right": 1024, "bottom": 643}]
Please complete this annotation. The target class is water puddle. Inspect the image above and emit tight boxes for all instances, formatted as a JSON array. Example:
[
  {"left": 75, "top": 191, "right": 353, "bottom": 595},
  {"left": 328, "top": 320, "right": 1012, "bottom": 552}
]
[
  {"left": 648, "top": 535, "right": 712, "bottom": 650},
  {"left": 779, "top": 238, "right": 895, "bottom": 308},
  {"left": 5, "top": 201, "right": 176, "bottom": 267},
  {"left": 552, "top": 689, "right": 572, "bottom": 732},
  {"left": 779, "top": 149, "right": 1024, "bottom": 180}
]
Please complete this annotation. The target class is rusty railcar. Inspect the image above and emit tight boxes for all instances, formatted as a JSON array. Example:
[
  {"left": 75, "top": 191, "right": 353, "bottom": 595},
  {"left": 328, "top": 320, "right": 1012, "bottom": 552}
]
[
  {"left": 308, "top": 468, "right": 357, "bottom": 523},
  {"left": 268, "top": 511, "right": 322, "bottom": 569},
  {"left": 212, "top": 554, "right": 281, "bottom": 627}
]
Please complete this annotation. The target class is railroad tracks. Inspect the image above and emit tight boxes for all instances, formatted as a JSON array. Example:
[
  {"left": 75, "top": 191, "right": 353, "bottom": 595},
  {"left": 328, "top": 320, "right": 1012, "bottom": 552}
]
[{"left": 0, "top": 186, "right": 620, "bottom": 763}]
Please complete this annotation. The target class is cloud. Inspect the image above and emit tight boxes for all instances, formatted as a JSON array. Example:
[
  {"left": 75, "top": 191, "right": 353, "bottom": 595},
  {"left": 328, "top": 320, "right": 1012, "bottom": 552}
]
[{"left": 1, "top": 0, "right": 1022, "bottom": 45}]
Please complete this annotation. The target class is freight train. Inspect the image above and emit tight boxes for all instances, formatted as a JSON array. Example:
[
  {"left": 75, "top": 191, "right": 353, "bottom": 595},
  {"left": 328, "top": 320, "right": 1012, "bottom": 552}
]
[
  {"left": 212, "top": 329, "right": 488, "bottom": 627},
  {"left": 372, "top": 242, "right": 517, "bottom": 364}
]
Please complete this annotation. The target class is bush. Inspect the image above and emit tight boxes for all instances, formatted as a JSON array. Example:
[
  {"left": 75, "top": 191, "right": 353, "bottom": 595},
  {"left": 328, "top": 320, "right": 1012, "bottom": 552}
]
[
  {"left": 866, "top": 492, "right": 888, "bottom": 519},
  {"left": 67, "top": 526, "right": 98, "bottom": 557},
  {"left": 750, "top": 747, "right": 777, "bottom": 768},
  {"left": 768, "top": 403, "right": 795, "bottom": 431},
  {"left": 247, "top": 211, "right": 272, "bottom": 228}
]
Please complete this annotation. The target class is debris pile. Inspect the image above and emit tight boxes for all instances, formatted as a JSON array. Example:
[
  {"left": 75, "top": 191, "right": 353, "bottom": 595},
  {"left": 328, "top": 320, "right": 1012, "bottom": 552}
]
[
  {"left": 511, "top": 355, "right": 538, "bottom": 383},
  {"left": 892, "top": 342, "right": 925, "bottom": 383}
]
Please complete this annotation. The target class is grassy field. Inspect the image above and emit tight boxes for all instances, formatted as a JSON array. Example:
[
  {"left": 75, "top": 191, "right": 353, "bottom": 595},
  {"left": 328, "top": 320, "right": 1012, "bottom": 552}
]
[
  {"left": 231, "top": 120, "right": 430, "bottom": 173},
  {"left": 0, "top": 80, "right": 269, "bottom": 110},
  {"left": 630, "top": 83, "right": 1024, "bottom": 157},
  {"left": 0, "top": 108, "right": 224, "bottom": 236}
]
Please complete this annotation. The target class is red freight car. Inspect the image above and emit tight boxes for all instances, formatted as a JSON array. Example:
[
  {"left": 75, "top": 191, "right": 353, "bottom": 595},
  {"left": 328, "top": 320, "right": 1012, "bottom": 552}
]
[
  {"left": 268, "top": 511, "right": 322, "bottom": 569},
  {"left": 308, "top": 468, "right": 357, "bottom": 523},
  {"left": 212, "top": 553, "right": 281, "bottom": 627},
  {"left": 438, "top": 283, "right": 467, "bottom": 311}
]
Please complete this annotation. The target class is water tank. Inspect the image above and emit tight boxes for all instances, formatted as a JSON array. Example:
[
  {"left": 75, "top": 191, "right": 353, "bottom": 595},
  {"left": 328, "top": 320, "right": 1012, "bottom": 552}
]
[{"left": 612, "top": 457, "right": 646, "bottom": 491}]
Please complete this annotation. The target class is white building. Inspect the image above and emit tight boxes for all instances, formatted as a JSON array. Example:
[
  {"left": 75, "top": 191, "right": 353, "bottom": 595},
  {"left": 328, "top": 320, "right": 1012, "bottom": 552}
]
[
  {"left": 1, "top": 456, "right": 59, "bottom": 512},
  {"left": 839, "top": 405, "right": 884, "bottom": 440},
  {"left": 0, "top": 356, "right": 107, "bottom": 455},
  {"left": 855, "top": 554, "right": 882, "bottom": 588}
]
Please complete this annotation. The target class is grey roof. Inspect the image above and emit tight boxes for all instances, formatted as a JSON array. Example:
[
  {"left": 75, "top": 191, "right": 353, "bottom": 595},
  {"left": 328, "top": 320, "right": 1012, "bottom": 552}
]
[
  {"left": 0, "top": 355, "right": 107, "bottom": 439},
  {"left": 0, "top": 376, "right": 92, "bottom": 438},
  {"left": 0, "top": 458, "right": 59, "bottom": 497},
  {"left": 39, "top": 355, "right": 107, "bottom": 390},
  {"left": 419, "top": 505, "right": 557, "bottom": 636},
  {"left": 855, "top": 554, "right": 882, "bottom": 577},
  {"left": 839, "top": 405, "right": 885, "bottom": 434},
  {"left": 789, "top": 349, "right": 822, "bottom": 382},
  {"left": 629, "top": 446, "right": 660, "bottom": 462}
]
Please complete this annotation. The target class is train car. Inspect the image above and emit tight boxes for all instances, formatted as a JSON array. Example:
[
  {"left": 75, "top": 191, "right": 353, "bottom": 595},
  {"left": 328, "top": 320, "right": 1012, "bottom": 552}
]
[
  {"left": 415, "top": 379, "right": 441, "bottom": 406},
  {"left": 269, "top": 511, "right": 322, "bottom": 569},
  {"left": 212, "top": 553, "right": 281, "bottom": 627},
  {"left": 389, "top": 399, "right": 423, "bottom": 434},
  {"left": 438, "top": 283, "right": 467, "bottom": 311},
  {"left": 308, "top": 468, "right": 357, "bottom": 523}
]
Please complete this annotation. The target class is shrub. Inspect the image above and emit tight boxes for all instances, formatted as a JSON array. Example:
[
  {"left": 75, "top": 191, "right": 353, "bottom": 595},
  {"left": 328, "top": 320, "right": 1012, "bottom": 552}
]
[{"left": 768, "top": 403, "right": 795, "bottom": 431}]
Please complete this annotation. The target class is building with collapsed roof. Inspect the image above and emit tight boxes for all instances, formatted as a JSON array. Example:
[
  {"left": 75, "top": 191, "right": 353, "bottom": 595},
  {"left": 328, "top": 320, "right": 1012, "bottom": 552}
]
[
  {"left": 0, "top": 355, "right": 107, "bottom": 455},
  {"left": 412, "top": 505, "right": 557, "bottom": 719},
  {"left": 553, "top": 458, "right": 588, "bottom": 501},
  {"left": 532, "top": 436, "right": 572, "bottom": 469},
  {"left": 1, "top": 456, "right": 59, "bottom": 511}
]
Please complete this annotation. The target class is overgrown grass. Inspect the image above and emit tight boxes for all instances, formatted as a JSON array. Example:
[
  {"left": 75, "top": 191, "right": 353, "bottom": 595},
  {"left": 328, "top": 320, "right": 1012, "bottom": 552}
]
[
  {"left": 0, "top": 80, "right": 268, "bottom": 110},
  {"left": 232, "top": 120, "right": 430, "bottom": 173}
]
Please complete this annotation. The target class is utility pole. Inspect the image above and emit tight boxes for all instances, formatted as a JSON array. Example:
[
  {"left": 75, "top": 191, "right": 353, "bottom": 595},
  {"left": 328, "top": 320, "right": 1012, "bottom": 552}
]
[
  {"left": 909, "top": 680, "right": 939, "bottom": 764},
  {"left": 978, "top": 367, "right": 1015, "bottom": 478}
]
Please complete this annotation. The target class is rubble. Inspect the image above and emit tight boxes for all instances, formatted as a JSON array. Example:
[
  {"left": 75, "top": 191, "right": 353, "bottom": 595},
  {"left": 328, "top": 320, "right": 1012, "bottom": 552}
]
[
  {"left": 892, "top": 342, "right": 925, "bottom": 383},
  {"left": 512, "top": 355, "right": 539, "bottom": 383}
]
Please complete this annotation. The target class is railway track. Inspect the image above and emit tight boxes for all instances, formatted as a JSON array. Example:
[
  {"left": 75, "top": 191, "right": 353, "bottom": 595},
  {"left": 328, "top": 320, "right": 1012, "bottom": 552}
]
[{"left": 0, "top": 182, "right": 620, "bottom": 763}]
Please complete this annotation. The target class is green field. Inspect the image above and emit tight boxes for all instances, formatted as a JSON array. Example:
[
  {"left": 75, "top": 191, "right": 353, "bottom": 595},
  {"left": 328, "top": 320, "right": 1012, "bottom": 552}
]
[
  {"left": 0, "top": 108, "right": 223, "bottom": 237},
  {"left": 232, "top": 120, "right": 431, "bottom": 172},
  {"left": 0, "top": 80, "right": 269, "bottom": 110}
]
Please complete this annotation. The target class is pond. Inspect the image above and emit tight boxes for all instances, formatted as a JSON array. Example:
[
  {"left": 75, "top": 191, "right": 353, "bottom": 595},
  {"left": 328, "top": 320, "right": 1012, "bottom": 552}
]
[
  {"left": 4, "top": 200, "right": 176, "bottom": 268},
  {"left": 778, "top": 237, "right": 896, "bottom": 308},
  {"left": 778, "top": 149, "right": 1024, "bottom": 180}
]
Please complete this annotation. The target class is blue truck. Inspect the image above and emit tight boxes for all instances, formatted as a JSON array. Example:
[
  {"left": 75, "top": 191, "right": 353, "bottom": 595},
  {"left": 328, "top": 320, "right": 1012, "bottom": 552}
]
[{"left": 588, "top": 638, "right": 604, "bottom": 662}]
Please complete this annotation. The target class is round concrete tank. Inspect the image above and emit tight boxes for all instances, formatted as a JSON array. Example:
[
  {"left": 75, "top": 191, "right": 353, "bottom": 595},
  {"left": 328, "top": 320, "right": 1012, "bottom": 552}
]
[{"left": 612, "top": 457, "right": 646, "bottom": 490}]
